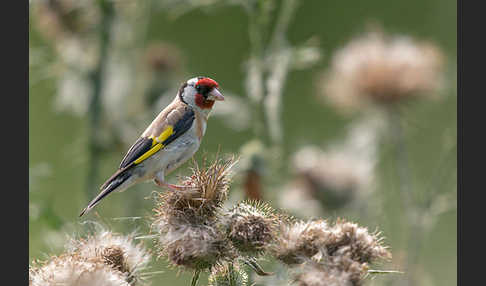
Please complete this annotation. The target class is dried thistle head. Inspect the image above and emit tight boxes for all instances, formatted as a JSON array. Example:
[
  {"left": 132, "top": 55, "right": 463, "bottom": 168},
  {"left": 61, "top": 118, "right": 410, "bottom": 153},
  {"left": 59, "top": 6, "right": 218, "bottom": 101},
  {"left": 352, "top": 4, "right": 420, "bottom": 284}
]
[
  {"left": 151, "top": 156, "right": 238, "bottom": 272},
  {"left": 153, "top": 156, "right": 237, "bottom": 225},
  {"left": 156, "top": 223, "right": 234, "bottom": 271},
  {"left": 294, "top": 260, "right": 365, "bottom": 286},
  {"left": 319, "top": 26, "right": 444, "bottom": 111},
  {"left": 208, "top": 262, "right": 249, "bottom": 286},
  {"left": 271, "top": 219, "right": 330, "bottom": 265},
  {"left": 291, "top": 146, "right": 373, "bottom": 210},
  {"left": 289, "top": 219, "right": 391, "bottom": 286},
  {"left": 225, "top": 201, "right": 279, "bottom": 255},
  {"left": 323, "top": 219, "right": 391, "bottom": 264},
  {"left": 101, "top": 246, "right": 129, "bottom": 274},
  {"left": 29, "top": 253, "right": 130, "bottom": 286},
  {"left": 283, "top": 118, "right": 382, "bottom": 215},
  {"left": 182, "top": 156, "right": 236, "bottom": 205},
  {"left": 270, "top": 218, "right": 390, "bottom": 268},
  {"left": 67, "top": 230, "right": 151, "bottom": 285}
]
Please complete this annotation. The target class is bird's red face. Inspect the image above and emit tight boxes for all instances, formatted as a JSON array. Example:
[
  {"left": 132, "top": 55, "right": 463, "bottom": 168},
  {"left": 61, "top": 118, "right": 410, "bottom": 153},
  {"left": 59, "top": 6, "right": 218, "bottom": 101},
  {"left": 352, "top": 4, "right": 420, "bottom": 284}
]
[
  {"left": 179, "top": 76, "right": 225, "bottom": 110},
  {"left": 194, "top": 77, "right": 224, "bottom": 109}
]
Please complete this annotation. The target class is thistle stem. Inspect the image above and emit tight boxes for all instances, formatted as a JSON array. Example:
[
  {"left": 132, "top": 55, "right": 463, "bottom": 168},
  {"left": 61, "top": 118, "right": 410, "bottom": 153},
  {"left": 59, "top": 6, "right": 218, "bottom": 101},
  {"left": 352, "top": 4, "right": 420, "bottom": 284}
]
[
  {"left": 245, "top": 1, "right": 272, "bottom": 146},
  {"left": 388, "top": 109, "right": 421, "bottom": 286}
]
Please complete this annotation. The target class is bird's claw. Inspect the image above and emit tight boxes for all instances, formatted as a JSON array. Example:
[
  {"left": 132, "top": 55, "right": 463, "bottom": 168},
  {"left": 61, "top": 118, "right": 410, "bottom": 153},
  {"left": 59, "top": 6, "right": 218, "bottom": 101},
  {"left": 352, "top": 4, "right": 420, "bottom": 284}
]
[
  {"left": 154, "top": 179, "right": 191, "bottom": 191},
  {"left": 166, "top": 183, "right": 191, "bottom": 191}
]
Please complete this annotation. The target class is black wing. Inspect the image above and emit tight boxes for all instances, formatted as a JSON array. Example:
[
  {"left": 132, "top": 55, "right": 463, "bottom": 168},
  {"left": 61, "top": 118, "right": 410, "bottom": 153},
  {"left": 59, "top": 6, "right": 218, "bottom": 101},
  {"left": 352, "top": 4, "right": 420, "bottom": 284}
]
[
  {"left": 118, "top": 108, "right": 196, "bottom": 169},
  {"left": 99, "top": 108, "right": 195, "bottom": 191},
  {"left": 161, "top": 108, "right": 196, "bottom": 146},
  {"left": 119, "top": 137, "right": 154, "bottom": 169}
]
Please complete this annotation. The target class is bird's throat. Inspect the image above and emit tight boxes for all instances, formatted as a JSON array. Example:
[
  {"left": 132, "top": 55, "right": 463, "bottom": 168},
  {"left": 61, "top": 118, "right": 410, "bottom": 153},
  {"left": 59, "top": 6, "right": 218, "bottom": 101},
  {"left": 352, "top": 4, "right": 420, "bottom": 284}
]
[{"left": 195, "top": 94, "right": 215, "bottom": 109}]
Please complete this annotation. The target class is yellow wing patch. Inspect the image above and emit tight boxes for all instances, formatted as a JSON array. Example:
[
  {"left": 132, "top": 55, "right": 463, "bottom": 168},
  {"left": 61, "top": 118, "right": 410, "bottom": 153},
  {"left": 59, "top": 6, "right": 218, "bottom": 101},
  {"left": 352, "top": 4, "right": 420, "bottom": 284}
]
[
  {"left": 133, "top": 126, "right": 174, "bottom": 165},
  {"left": 156, "top": 126, "right": 174, "bottom": 143}
]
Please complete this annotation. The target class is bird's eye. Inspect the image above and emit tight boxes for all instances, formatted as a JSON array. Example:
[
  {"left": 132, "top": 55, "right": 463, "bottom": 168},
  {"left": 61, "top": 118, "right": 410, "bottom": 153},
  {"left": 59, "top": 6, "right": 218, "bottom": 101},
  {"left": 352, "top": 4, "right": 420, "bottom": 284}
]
[{"left": 196, "top": 85, "right": 210, "bottom": 97}]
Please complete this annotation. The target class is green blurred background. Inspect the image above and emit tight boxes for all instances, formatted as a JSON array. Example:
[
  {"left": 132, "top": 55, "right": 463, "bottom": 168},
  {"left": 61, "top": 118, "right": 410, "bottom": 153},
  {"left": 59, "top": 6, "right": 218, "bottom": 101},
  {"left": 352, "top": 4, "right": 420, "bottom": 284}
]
[{"left": 29, "top": 0, "right": 456, "bottom": 285}]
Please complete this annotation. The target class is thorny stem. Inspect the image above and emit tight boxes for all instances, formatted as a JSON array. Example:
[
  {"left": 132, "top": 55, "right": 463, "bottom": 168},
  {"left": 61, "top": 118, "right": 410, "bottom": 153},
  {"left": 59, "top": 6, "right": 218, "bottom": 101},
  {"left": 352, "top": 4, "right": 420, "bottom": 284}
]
[
  {"left": 269, "top": 0, "right": 299, "bottom": 51},
  {"left": 245, "top": 0, "right": 273, "bottom": 145},
  {"left": 243, "top": 1, "right": 275, "bottom": 208},
  {"left": 246, "top": 57, "right": 267, "bottom": 143},
  {"left": 264, "top": 0, "right": 298, "bottom": 145},
  {"left": 242, "top": 0, "right": 301, "bottom": 222},
  {"left": 265, "top": 48, "right": 291, "bottom": 145},
  {"left": 86, "top": 0, "right": 114, "bottom": 198},
  {"left": 388, "top": 109, "right": 421, "bottom": 286},
  {"left": 245, "top": 0, "right": 299, "bottom": 147}
]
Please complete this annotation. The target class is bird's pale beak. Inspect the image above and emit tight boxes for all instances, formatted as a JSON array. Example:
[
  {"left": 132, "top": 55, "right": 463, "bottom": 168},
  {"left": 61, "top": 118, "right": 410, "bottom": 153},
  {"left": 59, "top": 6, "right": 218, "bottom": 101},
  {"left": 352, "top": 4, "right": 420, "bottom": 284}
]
[{"left": 209, "top": 88, "right": 225, "bottom": 101}]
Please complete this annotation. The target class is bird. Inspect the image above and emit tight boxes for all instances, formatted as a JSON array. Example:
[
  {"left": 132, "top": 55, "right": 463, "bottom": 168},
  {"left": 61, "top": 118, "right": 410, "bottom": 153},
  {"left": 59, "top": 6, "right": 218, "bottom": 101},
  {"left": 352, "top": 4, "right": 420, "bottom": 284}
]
[{"left": 79, "top": 76, "right": 224, "bottom": 216}]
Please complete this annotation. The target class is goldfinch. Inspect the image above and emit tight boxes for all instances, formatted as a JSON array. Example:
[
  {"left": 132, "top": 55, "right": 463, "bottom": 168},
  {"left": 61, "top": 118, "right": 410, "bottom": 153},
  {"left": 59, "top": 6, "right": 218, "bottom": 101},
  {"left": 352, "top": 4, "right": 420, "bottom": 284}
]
[{"left": 80, "top": 76, "right": 224, "bottom": 216}]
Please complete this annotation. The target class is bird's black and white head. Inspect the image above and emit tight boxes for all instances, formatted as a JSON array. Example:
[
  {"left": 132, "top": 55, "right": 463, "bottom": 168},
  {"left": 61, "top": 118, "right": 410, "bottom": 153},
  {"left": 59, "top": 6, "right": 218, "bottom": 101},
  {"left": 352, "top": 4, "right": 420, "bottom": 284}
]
[{"left": 178, "top": 76, "right": 224, "bottom": 113}]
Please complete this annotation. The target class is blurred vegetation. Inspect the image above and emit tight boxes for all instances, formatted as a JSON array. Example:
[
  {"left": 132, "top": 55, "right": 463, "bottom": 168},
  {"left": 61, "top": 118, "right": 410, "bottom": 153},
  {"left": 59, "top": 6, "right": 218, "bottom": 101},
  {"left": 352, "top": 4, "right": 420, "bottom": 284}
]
[{"left": 29, "top": 0, "right": 456, "bottom": 285}]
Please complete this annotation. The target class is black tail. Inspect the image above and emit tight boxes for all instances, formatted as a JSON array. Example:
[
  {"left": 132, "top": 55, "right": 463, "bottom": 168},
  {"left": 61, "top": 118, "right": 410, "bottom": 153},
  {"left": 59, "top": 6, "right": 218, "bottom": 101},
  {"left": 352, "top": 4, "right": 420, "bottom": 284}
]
[{"left": 79, "top": 171, "right": 130, "bottom": 217}]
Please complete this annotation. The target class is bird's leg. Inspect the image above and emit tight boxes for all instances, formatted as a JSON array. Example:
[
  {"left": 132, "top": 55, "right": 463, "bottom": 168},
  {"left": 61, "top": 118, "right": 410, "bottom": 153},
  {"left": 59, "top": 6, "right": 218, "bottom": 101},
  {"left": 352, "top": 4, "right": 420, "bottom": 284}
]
[
  {"left": 154, "top": 178, "right": 186, "bottom": 191},
  {"left": 154, "top": 171, "right": 192, "bottom": 191}
]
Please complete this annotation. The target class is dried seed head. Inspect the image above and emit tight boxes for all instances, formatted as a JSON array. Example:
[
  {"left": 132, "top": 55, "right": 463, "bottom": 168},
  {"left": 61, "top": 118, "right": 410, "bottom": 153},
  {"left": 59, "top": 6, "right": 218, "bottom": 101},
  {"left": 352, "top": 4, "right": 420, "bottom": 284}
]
[
  {"left": 151, "top": 156, "right": 238, "bottom": 272},
  {"left": 101, "top": 246, "right": 128, "bottom": 274},
  {"left": 208, "top": 262, "right": 248, "bottom": 286},
  {"left": 156, "top": 224, "right": 234, "bottom": 271},
  {"left": 226, "top": 202, "right": 278, "bottom": 255},
  {"left": 29, "top": 254, "right": 130, "bottom": 286},
  {"left": 290, "top": 219, "right": 391, "bottom": 286},
  {"left": 270, "top": 218, "right": 390, "bottom": 267},
  {"left": 292, "top": 146, "right": 373, "bottom": 210},
  {"left": 294, "top": 260, "right": 365, "bottom": 286},
  {"left": 271, "top": 220, "right": 330, "bottom": 265},
  {"left": 153, "top": 156, "right": 237, "bottom": 225},
  {"left": 318, "top": 26, "right": 444, "bottom": 111},
  {"left": 181, "top": 156, "right": 236, "bottom": 205},
  {"left": 283, "top": 118, "right": 382, "bottom": 215},
  {"left": 67, "top": 230, "right": 151, "bottom": 284},
  {"left": 324, "top": 219, "right": 391, "bottom": 263},
  {"left": 294, "top": 264, "right": 351, "bottom": 286},
  {"left": 328, "top": 254, "right": 368, "bottom": 286}
]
